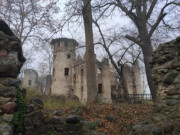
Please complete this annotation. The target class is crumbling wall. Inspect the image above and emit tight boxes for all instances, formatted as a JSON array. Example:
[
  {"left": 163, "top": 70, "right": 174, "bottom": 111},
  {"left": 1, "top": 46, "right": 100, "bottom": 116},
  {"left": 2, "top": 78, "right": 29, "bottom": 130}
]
[
  {"left": 73, "top": 63, "right": 87, "bottom": 103},
  {"left": 123, "top": 62, "right": 143, "bottom": 94},
  {"left": 96, "top": 58, "right": 112, "bottom": 103},
  {"left": 0, "top": 21, "right": 25, "bottom": 135},
  {"left": 111, "top": 62, "right": 143, "bottom": 102},
  {"left": 22, "top": 69, "right": 38, "bottom": 89},
  {"left": 24, "top": 102, "right": 88, "bottom": 135},
  {"left": 132, "top": 37, "right": 180, "bottom": 134},
  {"left": 45, "top": 75, "right": 52, "bottom": 95}
]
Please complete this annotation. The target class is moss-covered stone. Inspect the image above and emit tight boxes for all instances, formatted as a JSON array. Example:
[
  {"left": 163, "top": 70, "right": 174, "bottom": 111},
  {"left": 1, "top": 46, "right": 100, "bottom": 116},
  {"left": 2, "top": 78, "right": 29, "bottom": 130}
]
[
  {"left": 165, "top": 99, "right": 180, "bottom": 106},
  {"left": 163, "top": 70, "right": 179, "bottom": 84},
  {"left": 0, "top": 29, "right": 25, "bottom": 78}
]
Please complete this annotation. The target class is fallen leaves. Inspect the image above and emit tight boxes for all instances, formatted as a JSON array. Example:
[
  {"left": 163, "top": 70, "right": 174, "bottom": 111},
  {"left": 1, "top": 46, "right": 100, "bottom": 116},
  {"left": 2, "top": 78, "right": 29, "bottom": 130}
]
[
  {"left": 43, "top": 103, "right": 153, "bottom": 135},
  {"left": 76, "top": 103, "right": 153, "bottom": 135}
]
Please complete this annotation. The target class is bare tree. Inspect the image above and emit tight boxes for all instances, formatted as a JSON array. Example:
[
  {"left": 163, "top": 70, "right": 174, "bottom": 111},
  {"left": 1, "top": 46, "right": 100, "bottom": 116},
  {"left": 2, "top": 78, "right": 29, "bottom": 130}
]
[
  {"left": 94, "top": 20, "right": 142, "bottom": 101},
  {"left": 0, "top": 0, "right": 60, "bottom": 45},
  {"left": 82, "top": 0, "right": 97, "bottom": 103},
  {"left": 92, "top": 0, "right": 180, "bottom": 101},
  {"left": 63, "top": 0, "right": 144, "bottom": 101},
  {"left": 33, "top": 39, "right": 54, "bottom": 76},
  {"left": 0, "top": 0, "right": 61, "bottom": 76}
]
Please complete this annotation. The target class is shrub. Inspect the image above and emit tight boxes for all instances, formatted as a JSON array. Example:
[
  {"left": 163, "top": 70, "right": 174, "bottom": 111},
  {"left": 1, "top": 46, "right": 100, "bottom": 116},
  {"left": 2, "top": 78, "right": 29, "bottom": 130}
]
[
  {"left": 13, "top": 88, "right": 27, "bottom": 133},
  {"left": 47, "top": 131, "right": 54, "bottom": 135}
]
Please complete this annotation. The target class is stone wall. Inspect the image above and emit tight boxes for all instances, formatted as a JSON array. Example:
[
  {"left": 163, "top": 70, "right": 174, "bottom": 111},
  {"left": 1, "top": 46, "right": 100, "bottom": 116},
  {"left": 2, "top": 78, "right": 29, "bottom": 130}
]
[
  {"left": 0, "top": 22, "right": 25, "bottom": 135},
  {"left": 111, "top": 61, "right": 143, "bottom": 102},
  {"left": 23, "top": 102, "right": 91, "bottom": 135},
  {"left": 132, "top": 37, "right": 180, "bottom": 134}
]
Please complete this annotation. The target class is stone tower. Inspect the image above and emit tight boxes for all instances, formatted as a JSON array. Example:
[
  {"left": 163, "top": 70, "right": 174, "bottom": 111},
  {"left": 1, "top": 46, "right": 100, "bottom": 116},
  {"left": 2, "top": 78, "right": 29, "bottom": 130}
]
[
  {"left": 22, "top": 69, "right": 38, "bottom": 89},
  {"left": 51, "top": 38, "right": 78, "bottom": 96}
]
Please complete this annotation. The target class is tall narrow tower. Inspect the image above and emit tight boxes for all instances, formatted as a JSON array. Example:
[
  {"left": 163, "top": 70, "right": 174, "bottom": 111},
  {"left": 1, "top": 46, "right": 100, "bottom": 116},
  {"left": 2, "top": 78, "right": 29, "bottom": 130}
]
[{"left": 51, "top": 38, "right": 78, "bottom": 96}]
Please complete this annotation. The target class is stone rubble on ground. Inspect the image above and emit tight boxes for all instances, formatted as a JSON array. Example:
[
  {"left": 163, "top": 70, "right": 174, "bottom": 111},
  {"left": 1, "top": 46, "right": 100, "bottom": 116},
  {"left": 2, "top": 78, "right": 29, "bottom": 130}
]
[{"left": 23, "top": 101, "right": 96, "bottom": 135}]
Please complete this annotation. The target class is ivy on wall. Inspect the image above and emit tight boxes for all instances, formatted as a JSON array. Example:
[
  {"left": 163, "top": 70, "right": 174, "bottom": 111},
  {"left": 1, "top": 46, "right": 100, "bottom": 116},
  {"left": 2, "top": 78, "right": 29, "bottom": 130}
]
[{"left": 13, "top": 89, "right": 27, "bottom": 133}]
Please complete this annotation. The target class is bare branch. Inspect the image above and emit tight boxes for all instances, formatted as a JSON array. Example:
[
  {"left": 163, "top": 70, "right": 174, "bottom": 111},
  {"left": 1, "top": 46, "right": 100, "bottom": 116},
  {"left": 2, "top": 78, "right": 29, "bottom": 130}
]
[
  {"left": 125, "top": 35, "right": 142, "bottom": 47},
  {"left": 149, "top": 1, "right": 180, "bottom": 37},
  {"left": 146, "top": 0, "right": 158, "bottom": 20},
  {"left": 117, "top": 43, "right": 135, "bottom": 66},
  {"left": 115, "top": 0, "right": 137, "bottom": 25},
  {"left": 93, "top": 19, "right": 121, "bottom": 75}
]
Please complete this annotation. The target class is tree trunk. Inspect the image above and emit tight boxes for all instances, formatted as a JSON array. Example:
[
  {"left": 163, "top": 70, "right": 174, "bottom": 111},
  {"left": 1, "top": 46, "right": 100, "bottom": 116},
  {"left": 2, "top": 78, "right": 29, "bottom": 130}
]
[
  {"left": 137, "top": 19, "right": 157, "bottom": 102},
  {"left": 120, "top": 65, "right": 130, "bottom": 101},
  {"left": 142, "top": 41, "right": 157, "bottom": 101},
  {"left": 82, "top": 0, "right": 97, "bottom": 103}
]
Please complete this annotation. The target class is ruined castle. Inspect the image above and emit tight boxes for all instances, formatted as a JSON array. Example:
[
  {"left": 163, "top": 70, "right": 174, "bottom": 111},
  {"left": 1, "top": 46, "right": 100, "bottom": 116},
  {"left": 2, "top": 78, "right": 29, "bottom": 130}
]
[
  {"left": 22, "top": 38, "right": 143, "bottom": 103},
  {"left": 50, "top": 38, "right": 143, "bottom": 103}
]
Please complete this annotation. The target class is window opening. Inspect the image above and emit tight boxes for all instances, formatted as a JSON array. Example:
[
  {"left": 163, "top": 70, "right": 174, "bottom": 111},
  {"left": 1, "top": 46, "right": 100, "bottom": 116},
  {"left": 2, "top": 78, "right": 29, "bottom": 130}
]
[
  {"left": 73, "top": 74, "right": 76, "bottom": 84},
  {"left": 98, "top": 84, "right": 102, "bottom": 93},
  {"left": 81, "top": 69, "right": 83, "bottom": 77},
  {"left": 97, "top": 68, "right": 102, "bottom": 74},
  {"left": 116, "top": 78, "right": 120, "bottom": 82},
  {"left": 57, "top": 43, "right": 60, "bottom": 48},
  {"left": 65, "top": 68, "right": 69, "bottom": 76},
  {"left": 28, "top": 80, "right": 32, "bottom": 86},
  {"left": 81, "top": 86, "right": 83, "bottom": 100},
  {"left": 67, "top": 54, "right": 71, "bottom": 58},
  {"left": 81, "top": 86, "right": 83, "bottom": 91},
  {"left": 65, "top": 41, "right": 68, "bottom": 49}
]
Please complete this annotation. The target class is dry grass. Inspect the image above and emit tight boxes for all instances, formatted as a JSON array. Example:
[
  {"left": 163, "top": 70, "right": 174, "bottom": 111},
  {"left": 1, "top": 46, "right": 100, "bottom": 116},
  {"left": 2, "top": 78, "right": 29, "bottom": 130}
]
[{"left": 24, "top": 88, "right": 82, "bottom": 110}]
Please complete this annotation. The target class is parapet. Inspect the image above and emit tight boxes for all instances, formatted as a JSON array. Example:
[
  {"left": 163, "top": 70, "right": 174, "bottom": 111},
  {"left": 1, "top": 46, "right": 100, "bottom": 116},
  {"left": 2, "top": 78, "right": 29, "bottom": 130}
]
[{"left": 50, "top": 38, "right": 79, "bottom": 47}]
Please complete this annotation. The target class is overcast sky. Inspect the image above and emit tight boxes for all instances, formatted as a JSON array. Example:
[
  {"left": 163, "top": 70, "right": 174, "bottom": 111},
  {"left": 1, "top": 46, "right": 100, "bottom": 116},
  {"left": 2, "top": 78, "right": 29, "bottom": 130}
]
[{"left": 21, "top": 0, "right": 180, "bottom": 94}]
